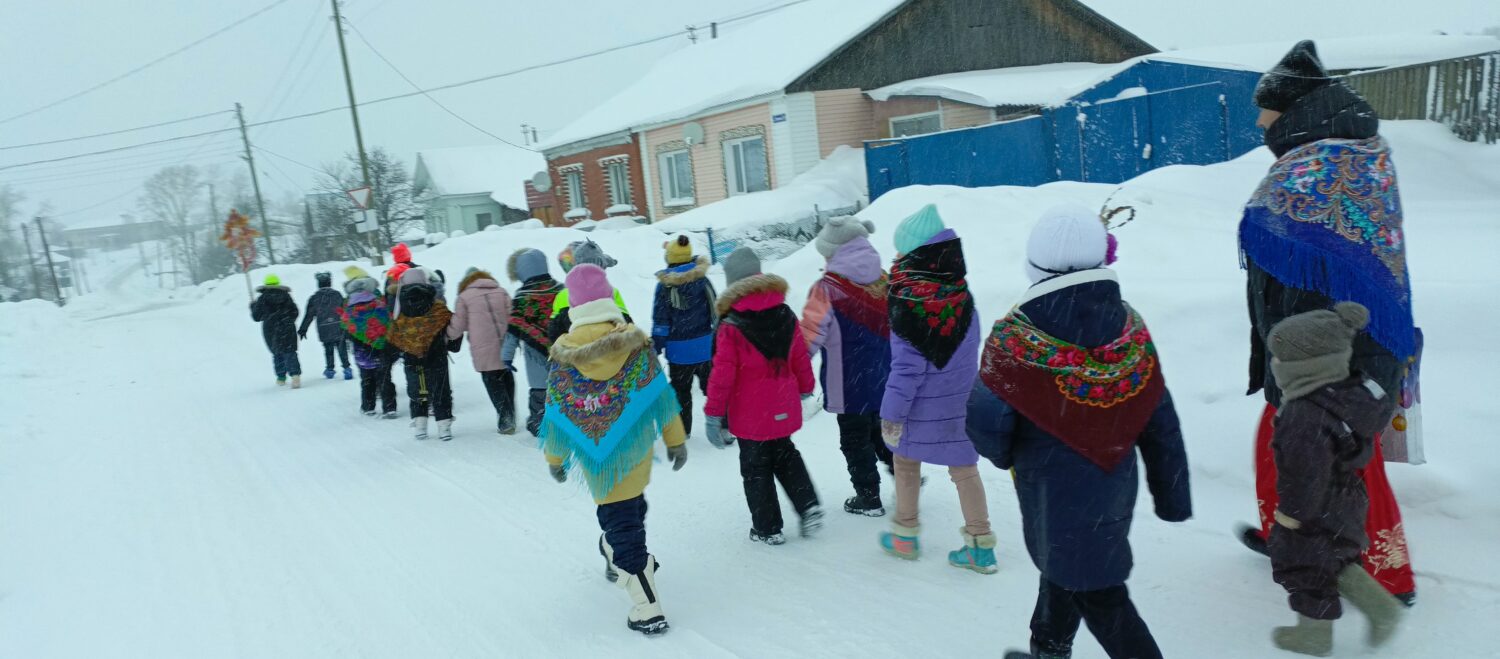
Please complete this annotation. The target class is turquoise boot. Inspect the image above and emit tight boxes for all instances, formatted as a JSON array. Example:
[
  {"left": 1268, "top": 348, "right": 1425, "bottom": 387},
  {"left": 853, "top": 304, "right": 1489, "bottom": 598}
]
[
  {"left": 948, "top": 529, "right": 998, "bottom": 574},
  {"left": 879, "top": 524, "right": 921, "bottom": 560}
]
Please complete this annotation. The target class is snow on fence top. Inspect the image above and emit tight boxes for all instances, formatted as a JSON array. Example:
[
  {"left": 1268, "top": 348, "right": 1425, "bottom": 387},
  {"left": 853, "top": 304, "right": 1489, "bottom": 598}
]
[
  {"left": 412, "top": 145, "right": 547, "bottom": 209},
  {"left": 538, "top": 0, "right": 904, "bottom": 150},
  {"left": 867, "top": 61, "right": 1138, "bottom": 108},
  {"left": 1152, "top": 35, "right": 1500, "bottom": 73}
]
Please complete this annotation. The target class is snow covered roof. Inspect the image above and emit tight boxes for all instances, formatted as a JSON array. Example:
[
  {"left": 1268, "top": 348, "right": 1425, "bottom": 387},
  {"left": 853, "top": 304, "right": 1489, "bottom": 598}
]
[
  {"left": 412, "top": 145, "right": 547, "bottom": 209},
  {"left": 539, "top": 0, "right": 906, "bottom": 150},
  {"left": 869, "top": 34, "right": 1500, "bottom": 108}
]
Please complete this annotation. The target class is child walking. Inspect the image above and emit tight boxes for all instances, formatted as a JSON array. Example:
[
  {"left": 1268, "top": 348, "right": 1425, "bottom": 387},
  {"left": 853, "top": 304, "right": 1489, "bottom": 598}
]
[
  {"left": 339, "top": 266, "right": 398, "bottom": 418},
  {"left": 1265, "top": 302, "right": 1404, "bottom": 656},
  {"left": 967, "top": 205, "right": 1191, "bottom": 659},
  {"left": 250, "top": 274, "right": 301, "bottom": 388},
  {"left": 801, "top": 215, "right": 894, "bottom": 516},
  {"left": 704, "top": 248, "right": 822, "bottom": 545},
  {"left": 389, "top": 268, "right": 459, "bottom": 441},
  {"left": 877, "top": 205, "right": 995, "bottom": 573},
  {"left": 540, "top": 264, "right": 687, "bottom": 636},
  {"left": 502, "top": 248, "right": 563, "bottom": 436},
  {"left": 652, "top": 235, "right": 717, "bottom": 437},
  {"left": 449, "top": 268, "right": 517, "bottom": 434},
  {"left": 299, "top": 271, "right": 352, "bottom": 380}
]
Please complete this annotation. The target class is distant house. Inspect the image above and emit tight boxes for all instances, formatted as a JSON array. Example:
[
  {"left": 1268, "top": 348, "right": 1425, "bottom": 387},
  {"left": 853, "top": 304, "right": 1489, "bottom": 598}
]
[
  {"left": 539, "top": 0, "right": 1154, "bottom": 223},
  {"left": 412, "top": 145, "right": 547, "bottom": 234},
  {"left": 61, "top": 219, "right": 168, "bottom": 251}
]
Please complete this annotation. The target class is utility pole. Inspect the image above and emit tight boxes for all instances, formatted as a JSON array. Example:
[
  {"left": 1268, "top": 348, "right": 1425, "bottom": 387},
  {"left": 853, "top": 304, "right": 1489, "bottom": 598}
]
[
  {"left": 235, "top": 103, "right": 275, "bottom": 264},
  {"left": 330, "top": 0, "right": 382, "bottom": 264},
  {"left": 20, "top": 222, "right": 41, "bottom": 299},
  {"left": 35, "top": 218, "right": 63, "bottom": 305}
]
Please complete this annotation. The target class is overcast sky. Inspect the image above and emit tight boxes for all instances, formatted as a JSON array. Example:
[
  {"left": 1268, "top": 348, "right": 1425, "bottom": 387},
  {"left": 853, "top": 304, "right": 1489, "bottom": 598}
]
[{"left": 2, "top": 0, "right": 1495, "bottom": 227}]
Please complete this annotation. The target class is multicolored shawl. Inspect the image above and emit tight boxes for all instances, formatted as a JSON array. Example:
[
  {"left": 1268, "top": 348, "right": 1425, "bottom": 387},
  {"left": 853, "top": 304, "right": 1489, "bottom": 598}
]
[
  {"left": 540, "top": 346, "right": 680, "bottom": 499},
  {"left": 888, "top": 236, "right": 974, "bottom": 369},
  {"left": 337, "top": 298, "right": 390, "bottom": 350},
  {"left": 1240, "top": 136, "right": 1415, "bottom": 360},
  {"left": 388, "top": 301, "right": 452, "bottom": 358},
  {"left": 509, "top": 278, "right": 562, "bottom": 354},
  {"left": 824, "top": 272, "right": 889, "bottom": 337},
  {"left": 979, "top": 307, "right": 1165, "bottom": 471}
]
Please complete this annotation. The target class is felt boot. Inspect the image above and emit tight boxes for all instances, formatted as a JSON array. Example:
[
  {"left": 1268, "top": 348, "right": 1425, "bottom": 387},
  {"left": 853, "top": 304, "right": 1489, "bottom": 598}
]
[
  {"left": 1339, "top": 564, "right": 1403, "bottom": 647},
  {"left": 412, "top": 416, "right": 429, "bottom": 440},
  {"left": 1272, "top": 615, "right": 1333, "bottom": 657}
]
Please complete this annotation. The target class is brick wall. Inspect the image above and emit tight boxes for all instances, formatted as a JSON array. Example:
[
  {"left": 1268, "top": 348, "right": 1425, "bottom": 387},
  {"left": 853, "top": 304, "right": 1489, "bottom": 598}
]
[{"left": 544, "top": 140, "right": 647, "bottom": 227}]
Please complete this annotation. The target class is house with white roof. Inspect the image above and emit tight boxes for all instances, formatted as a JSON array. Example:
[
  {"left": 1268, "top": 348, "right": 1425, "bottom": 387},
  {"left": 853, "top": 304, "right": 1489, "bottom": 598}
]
[
  {"left": 539, "top": 0, "right": 1158, "bottom": 224},
  {"left": 412, "top": 145, "right": 547, "bottom": 235}
]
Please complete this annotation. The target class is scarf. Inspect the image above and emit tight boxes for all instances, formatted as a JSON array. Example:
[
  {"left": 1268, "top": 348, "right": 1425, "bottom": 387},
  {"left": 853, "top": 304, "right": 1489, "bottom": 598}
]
[
  {"left": 337, "top": 298, "right": 390, "bottom": 350},
  {"left": 1240, "top": 136, "right": 1414, "bottom": 360},
  {"left": 540, "top": 341, "right": 679, "bottom": 499},
  {"left": 388, "top": 301, "right": 452, "bottom": 358},
  {"left": 726, "top": 304, "right": 797, "bottom": 366},
  {"left": 824, "top": 272, "right": 889, "bottom": 337},
  {"left": 509, "top": 277, "right": 562, "bottom": 354},
  {"left": 888, "top": 236, "right": 974, "bottom": 369},
  {"left": 979, "top": 307, "right": 1165, "bottom": 471}
]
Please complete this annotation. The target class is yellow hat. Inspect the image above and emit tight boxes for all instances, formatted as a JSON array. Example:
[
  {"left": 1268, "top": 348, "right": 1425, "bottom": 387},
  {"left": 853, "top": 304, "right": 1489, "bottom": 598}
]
[
  {"left": 665, "top": 234, "right": 693, "bottom": 265},
  {"left": 343, "top": 265, "right": 369, "bottom": 281}
]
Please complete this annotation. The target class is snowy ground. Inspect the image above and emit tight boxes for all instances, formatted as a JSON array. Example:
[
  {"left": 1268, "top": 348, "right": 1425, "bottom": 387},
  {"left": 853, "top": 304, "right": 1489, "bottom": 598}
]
[{"left": 2, "top": 121, "right": 1497, "bottom": 658}]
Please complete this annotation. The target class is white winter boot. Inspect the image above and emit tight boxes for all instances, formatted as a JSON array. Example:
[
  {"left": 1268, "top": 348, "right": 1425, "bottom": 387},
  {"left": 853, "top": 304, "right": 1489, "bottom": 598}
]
[
  {"left": 290, "top": 375, "right": 301, "bottom": 389},
  {"left": 437, "top": 418, "right": 454, "bottom": 442},
  {"left": 621, "top": 556, "right": 668, "bottom": 636},
  {"left": 599, "top": 535, "right": 619, "bottom": 583},
  {"left": 412, "top": 416, "right": 429, "bottom": 440}
]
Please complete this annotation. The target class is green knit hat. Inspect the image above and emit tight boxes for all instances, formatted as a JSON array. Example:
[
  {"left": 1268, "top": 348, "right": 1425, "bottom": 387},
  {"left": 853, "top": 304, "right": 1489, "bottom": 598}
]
[
  {"left": 894, "top": 204, "right": 946, "bottom": 255},
  {"left": 263, "top": 274, "right": 280, "bottom": 287}
]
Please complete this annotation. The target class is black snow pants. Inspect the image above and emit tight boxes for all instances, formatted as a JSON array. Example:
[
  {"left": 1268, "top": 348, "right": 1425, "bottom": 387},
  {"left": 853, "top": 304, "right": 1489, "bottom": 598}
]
[
  {"left": 526, "top": 388, "right": 546, "bottom": 437},
  {"left": 837, "top": 412, "right": 893, "bottom": 497},
  {"left": 1029, "top": 577, "right": 1163, "bottom": 659},
  {"left": 737, "top": 437, "right": 819, "bottom": 536},
  {"left": 405, "top": 362, "right": 453, "bottom": 421},
  {"left": 597, "top": 495, "right": 649, "bottom": 574},
  {"left": 360, "top": 364, "right": 397, "bottom": 413},
  {"left": 480, "top": 369, "right": 517, "bottom": 432},
  {"left": 323, "top": 338, "right": 351, "bottom": 371},
  {"left": 668, "top": 361, "right": 712, "bottom": 435}
]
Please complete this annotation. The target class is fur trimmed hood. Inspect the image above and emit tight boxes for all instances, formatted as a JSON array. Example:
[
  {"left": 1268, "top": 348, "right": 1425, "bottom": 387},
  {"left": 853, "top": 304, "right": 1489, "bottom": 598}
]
[
  {"left": 716, "top": 273, "right": 788, "bottom": 318},
  {"left": 458, "top": 269, "right": 496, "bottom": 294},
  {"left": 550, "top": 322, "right": 648, "bottom": 374},
  {"left": 656, "top": 256, "right": 710, "bottom": 287}
]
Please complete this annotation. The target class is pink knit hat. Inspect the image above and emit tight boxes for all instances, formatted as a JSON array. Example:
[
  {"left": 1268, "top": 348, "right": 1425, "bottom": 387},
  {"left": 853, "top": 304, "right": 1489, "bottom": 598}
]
[{"left": 566, "top": 264, "right": 612, "bottom": 307}]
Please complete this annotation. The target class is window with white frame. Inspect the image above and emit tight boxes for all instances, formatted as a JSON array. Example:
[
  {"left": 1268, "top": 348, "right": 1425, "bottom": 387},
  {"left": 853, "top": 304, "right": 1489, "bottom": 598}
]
[
  {"left": 562, "top": 169, "right": 584, "bottom": 210},
  {"left": 658, "top": 149, "right": 694, "bottom": 206},
  {"left": 723, "top": 135, "right": 769, "bottom": 196},
  {"left": 890, "top": 111, "right": 943, "bottom": 137},
  {"left": 606, "top": 160, "right": 631, "bottom": 206}
]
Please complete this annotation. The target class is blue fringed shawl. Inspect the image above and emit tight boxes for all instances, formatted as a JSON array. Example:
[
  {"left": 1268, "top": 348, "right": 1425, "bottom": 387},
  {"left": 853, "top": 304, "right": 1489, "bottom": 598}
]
[{"left": 1240, "top": 136, "right": 1415, "bottom": 360}]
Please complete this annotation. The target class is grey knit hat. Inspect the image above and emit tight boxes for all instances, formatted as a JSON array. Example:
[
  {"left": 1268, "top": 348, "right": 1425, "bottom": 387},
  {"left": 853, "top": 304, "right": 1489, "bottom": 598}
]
[
  {"left": 815, "top": 215, "right": 876, "bottom": 259},
  {"left": 573, "top": 239, "right": 617, "bottom": 269},
  {"left": 722, "top": 247, "right": 762, "bottom": 287},
  {"left": 1268, "top": 302, "right": 1369, "bottom": 399},
  {"left": 509, "top": 248, "right": 549, "bottom": 281}
]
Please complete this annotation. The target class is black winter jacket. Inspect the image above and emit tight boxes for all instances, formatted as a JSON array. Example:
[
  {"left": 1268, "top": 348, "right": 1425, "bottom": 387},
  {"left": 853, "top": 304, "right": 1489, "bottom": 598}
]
[
  {"left": 251, "top": 286, "right": 299, "bottom": 354},
  {"left": 300, "top": 287, "right": 346, "bottom": 343}
]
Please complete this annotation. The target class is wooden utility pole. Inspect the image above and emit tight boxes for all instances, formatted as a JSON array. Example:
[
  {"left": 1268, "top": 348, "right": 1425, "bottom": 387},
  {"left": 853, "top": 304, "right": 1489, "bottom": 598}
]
[
  {"left": 35, "top": 218, "right": 63, "bottom": 305},
  {"left": 20, "top": 222, "right": 41, "bottom": 299},
  {"left": 330, "top": 0, "right": 382, "bottom": 264},
  {"left": 235, "top": 103, "right": 275, "bottom": 264}
]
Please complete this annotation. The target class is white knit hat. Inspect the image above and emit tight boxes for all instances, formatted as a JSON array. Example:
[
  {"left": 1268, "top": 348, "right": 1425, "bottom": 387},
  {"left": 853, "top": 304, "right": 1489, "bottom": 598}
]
[{"left": 1025, "top": 204, "right": 1109, "bottom": 284}]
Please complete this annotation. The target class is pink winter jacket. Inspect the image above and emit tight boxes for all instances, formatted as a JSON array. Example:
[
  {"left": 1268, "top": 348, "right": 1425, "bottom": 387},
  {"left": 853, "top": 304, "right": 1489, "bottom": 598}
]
[
  {"left": 447, "top": 271, "right": 512, "bottom": 372},
  {"left": 704, "top": 274, "right": 816, "bottom": 441}
]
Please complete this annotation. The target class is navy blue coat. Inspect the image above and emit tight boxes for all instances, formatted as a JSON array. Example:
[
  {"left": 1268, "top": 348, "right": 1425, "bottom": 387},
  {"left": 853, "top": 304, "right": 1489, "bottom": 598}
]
[
  {"left": 966, "top": 270, "right": 1191, "bottom": 591},
  {"left": 651, "top": 257, "right": 716, "bottom": 365}
]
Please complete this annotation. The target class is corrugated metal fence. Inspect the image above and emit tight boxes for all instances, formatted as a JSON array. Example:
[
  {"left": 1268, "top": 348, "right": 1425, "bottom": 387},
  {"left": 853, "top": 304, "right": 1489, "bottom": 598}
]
[{"left": 1344, "top": 51, "right": 1500, "bottom": 144}]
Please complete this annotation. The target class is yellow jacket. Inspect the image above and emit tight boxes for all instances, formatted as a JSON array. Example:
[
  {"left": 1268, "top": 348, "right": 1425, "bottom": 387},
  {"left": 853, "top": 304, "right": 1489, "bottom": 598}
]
[{"left": 544, "top": 321, "right": 685, "bottom": 504}]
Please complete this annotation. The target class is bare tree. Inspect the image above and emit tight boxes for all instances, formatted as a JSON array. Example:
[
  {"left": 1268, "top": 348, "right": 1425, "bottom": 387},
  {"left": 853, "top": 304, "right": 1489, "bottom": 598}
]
[
  {"left": 0, "top": 184, "right": 26, "bottom": 296},
  {"left": 316, "top": 147, "right": 420, "bottom": 253},
  {"left": 137, "top": 165, "right": 205, "bottom": 284}
]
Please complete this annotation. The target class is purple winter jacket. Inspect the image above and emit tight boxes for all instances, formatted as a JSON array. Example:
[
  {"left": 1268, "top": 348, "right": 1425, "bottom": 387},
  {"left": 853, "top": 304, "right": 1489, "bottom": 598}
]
[
  {"left": 801, "top": 237, "right": 891, "bottom": 415},
  {"left": 881, "top": 305, "right": 983, "bottom": 466}
]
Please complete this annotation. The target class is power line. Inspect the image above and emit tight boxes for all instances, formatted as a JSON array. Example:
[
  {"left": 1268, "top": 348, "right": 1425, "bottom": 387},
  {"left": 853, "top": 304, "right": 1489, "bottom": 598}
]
[
  {"left": 46, "top": 118, "right": 234, "bottom": 219},
  {"left": 344, "top": 19, "right": 535, "bottom": 152},
  {"left": 0, "top": 0, "right": 293, "bottom": 126},
  {"left": 0, "top": 136, "right": 242, "bottom": 176},
  {"left": 0, "top": 110, "right": 234, "bottom": 151},
  {"left": 3, "top": 148, "right": 243, "bottom": 185},
  {"left": 254, "top": 1, "right": 332, "bottom": 140},
  {"left": 253, "top": 144, "right": 322, "bottom": 174}
]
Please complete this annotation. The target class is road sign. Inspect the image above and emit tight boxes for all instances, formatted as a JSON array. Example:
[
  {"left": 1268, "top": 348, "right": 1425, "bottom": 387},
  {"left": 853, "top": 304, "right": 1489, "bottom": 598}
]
[
  {"left": 346, "top": 186, "right": 373, "bottom": 210},
  {"left": 354, "top": 209, "right": 378, "bottom": 234}
]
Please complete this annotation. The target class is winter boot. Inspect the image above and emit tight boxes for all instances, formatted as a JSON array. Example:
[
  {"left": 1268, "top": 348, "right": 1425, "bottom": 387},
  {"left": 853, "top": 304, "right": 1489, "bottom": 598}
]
[
  {"left": 879, "top": 523, "right": 921, "bottom": 560},
  {"left": 948, "top": 528, "right": 999, "bottom": 574},
  {"left": 412, "top": 416, "right": 429, "bottom": 440},
  {"left": 277, "top": 376, "right": 287, "bottom": 386},
  {"left": 526, "top": 389, "right": 546, "bottom": 437},
  {"left": 383, "top": 410, "right": 401, "bottom": 420},
  {"left": 1272, "top": 615, "right": 1333, "bottom": 657},
  {"left": 362, "top": 409, "right": 378, "bottom": 417},
  {"left": 799, "top": 505, "right": 825, "bottom": 538},
  {"left": 1238, "top": 523, "right": 1270, "bottom": 557},
  {"left": 324, "top": 369, "right": 336, "bottom": 379},
  {"left": 844, "top": 486, "right": 886, "bottom": 517},
  {"left": 290, "top": 375, "right": 301, "bottom": 389},
  {"left": 599, "top": 535, "right": 619, "bottom": 583},
  {"left": 343, "top": 367, "right": 354, "bottom": 380},
  {"left": 749, "top": 530, "right": 787, "bottom": 546},
  {"left": 498, "top": 418, "right": 517, "bottom": 435},
  {"left": 437, "top": 418, "right": 454, "bottom": 442},
  {"left": 1003, "top": 651, "right": 1069, "bottom": 659},
  {"left": 1339, "top": 564, "right": 1403, "bottom": 647},
  {"left": 622, "top": 556, "right": 669, "bottom": 636}
]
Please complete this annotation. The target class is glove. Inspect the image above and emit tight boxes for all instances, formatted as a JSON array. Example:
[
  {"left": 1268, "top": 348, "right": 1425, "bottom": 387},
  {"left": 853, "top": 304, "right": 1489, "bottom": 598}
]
[
  {"left": 704, "top": 416, "right": 730, "bottom": 449},
  {"left": 881, "top": 419, "right": 903, "bottom": 449},
  {"left": 800, "top": 392, "right": 814, "bottom": 401},
  {"left": 298, "top": 329, "right": 308, "bottom": 340},
  {"left": 504, "top": 361, "right": 516, "bottom": 373},
  {"left": 667, "top": 444, "right": 688, "bottom": 471},
  {"left": 652, "top": 335, "right": 667, "bottom": 356},
  {"left": 549, "top": 463, "right": 567, "bottom": 483}
]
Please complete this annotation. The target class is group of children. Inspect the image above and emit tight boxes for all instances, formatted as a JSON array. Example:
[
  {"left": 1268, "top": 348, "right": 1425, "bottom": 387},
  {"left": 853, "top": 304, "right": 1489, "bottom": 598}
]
[{"left": 246, "top": 202, "right": 1404, "bottom": 656}]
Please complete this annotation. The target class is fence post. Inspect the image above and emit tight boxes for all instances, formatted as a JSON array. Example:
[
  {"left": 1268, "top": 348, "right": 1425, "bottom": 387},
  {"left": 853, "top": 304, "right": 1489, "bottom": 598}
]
[{"left": 706, "top": 227, "right": 716, "bottom": 265}]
